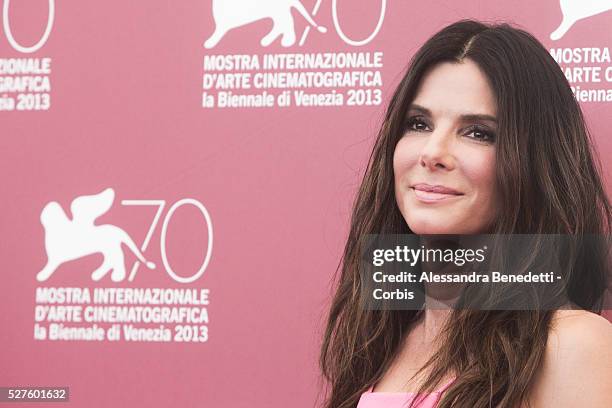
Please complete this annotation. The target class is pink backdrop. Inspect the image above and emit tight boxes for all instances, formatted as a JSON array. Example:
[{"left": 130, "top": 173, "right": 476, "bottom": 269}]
[{"left": 1, "top": 1, "right": 610, "bottom": 407}]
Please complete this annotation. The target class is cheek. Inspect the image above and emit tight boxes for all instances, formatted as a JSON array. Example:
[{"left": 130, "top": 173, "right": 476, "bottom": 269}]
[
  {"left": 393, "top": 137, "right": 424, "bottom": 213},
  {"left": 393, "top": 137, "right": 421, "bottom": 182},
  {"left": 461, "top": 148, "right": 496, "bottom": 198},
  {"left": 458, "top": 147, "right": 499, "bottom": 231}
]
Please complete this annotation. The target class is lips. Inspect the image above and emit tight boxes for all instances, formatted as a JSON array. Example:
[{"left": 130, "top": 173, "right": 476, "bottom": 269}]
[
  {"left": 412, "top": 183, "right": 463, "bottom": 195},
  {"left": 411, "top": 183, "right": 464, "bottom": 202}
]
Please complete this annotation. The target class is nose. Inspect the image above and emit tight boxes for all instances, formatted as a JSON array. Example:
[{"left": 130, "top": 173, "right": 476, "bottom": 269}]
[{"left": 419, "top": 127, "right": 456, "bottom": 171}]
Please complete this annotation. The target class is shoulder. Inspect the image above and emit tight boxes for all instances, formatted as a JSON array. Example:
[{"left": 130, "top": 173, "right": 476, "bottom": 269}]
[
  {"left": 526, "top": 310, "right": 612, "bottom": 407},
  {"left": 548, "top": 310, "right": 611, "bottom": 357}
]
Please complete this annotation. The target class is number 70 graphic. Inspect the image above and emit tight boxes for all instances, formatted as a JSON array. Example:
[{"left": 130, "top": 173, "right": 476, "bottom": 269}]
[{"left": 121, "top": 198, "right": 213, "bottom": 284}]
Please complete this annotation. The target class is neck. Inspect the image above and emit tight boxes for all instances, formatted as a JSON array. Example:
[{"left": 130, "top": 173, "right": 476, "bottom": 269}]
[
  {"left": 418, "top": 299, "right": 453, "bottom": 344},
  {"left": 416, "top": 283, "right": 460, "bottom": 344}
]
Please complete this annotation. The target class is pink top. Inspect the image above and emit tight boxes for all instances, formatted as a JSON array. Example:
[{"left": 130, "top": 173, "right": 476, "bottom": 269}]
[{"left": 356, "top": 379, "right": 454, "bottom": 408}]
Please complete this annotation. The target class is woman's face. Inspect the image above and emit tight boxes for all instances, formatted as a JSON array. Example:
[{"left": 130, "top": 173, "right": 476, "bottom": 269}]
[{"left": 393, "top": 59, "right": 499, "bottom": 234}]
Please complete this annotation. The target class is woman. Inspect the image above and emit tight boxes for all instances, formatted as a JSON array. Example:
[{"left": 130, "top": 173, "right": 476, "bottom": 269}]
[{"left": 319, "top": 20, "right": 612, "bottom": 408}]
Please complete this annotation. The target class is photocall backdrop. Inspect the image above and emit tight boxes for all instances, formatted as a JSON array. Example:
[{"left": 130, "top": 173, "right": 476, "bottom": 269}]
[{"left": 1, "top": 0, "right": 611, "bottom": 407}]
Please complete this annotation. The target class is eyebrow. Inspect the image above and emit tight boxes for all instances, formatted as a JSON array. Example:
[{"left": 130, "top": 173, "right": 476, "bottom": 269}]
[{"left": 407, "top": 103, "right": 498, "bottom": 124}]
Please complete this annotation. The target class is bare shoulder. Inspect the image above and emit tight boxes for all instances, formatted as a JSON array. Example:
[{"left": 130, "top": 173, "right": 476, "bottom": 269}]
[
  {"left": 548, "top": 310, "right": 612, "bottom": 354},
  {"left": 525, "top": 310, "right": 612, "bottom": 407}
]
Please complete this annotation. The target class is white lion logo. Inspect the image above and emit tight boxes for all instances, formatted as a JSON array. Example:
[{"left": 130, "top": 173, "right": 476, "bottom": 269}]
[
  {"left": 204, "top": 0, "right": 327, "bottom": 48},
  {"left": 551, "top": 0, "right": 612, "bottom": 40},
  {"left": 36, "top": 188, "right": 156, "bottom": 282}
]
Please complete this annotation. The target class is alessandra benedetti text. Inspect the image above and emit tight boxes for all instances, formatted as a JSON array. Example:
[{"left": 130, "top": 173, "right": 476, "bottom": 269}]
[{"left": 372, "top": 271, "right": 559, "bottom": 283}]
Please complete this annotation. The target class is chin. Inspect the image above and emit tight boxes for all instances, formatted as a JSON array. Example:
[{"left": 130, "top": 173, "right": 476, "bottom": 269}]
[{"left": 407, "top": 220, "right": 458, "bottom": 235}]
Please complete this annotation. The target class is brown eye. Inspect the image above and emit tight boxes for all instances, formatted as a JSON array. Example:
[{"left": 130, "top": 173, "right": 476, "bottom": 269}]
[
  {"left": 403, "top": 117, "right": 431, "bottom": 132},
  {"left": 465, "top": 125, "right": 496, "bottom": 143}
]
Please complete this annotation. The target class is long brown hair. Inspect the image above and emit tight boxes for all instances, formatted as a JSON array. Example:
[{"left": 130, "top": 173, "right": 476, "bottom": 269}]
[{"left": 319, "top": 20, "right": 611, "bottom": 408}]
